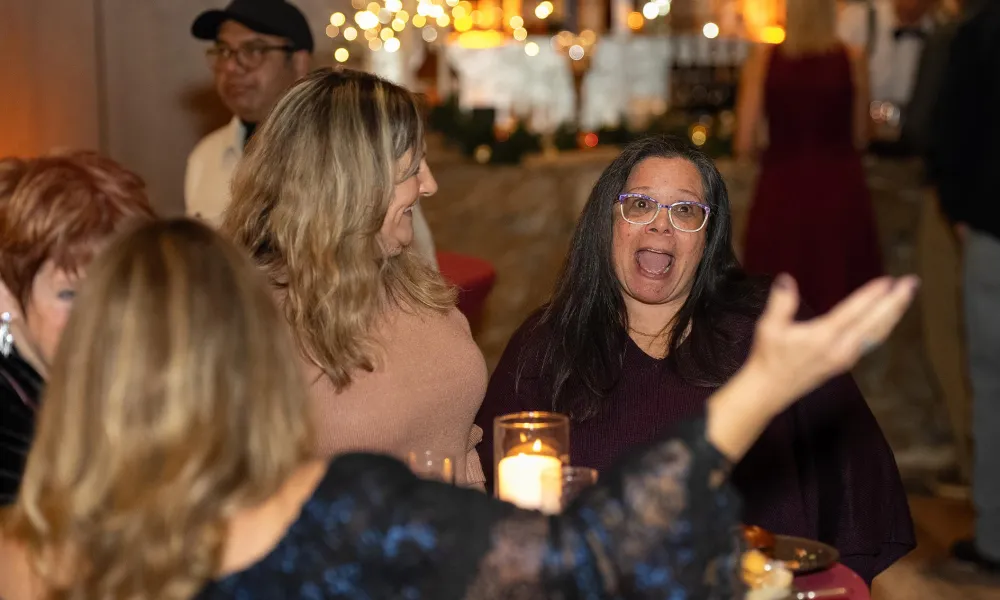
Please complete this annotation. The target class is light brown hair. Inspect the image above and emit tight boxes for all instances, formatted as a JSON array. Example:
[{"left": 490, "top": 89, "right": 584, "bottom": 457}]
[
  {"left": 0, "top": 151, "right": 156, "bottom": 309},
  {"left": 5, "top": 219, "right": 312, "bottom": 599},
  {"left": 782, "top": 0, "right": 839, "bottom": 56},
  {"left": 223, "top": 68, "right": 455, "bottom": 391}
]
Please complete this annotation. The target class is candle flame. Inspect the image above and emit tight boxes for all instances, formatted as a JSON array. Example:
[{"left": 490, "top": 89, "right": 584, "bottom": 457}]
[{"left": 532, "top": 439, "right": 542, "bottom": 452}]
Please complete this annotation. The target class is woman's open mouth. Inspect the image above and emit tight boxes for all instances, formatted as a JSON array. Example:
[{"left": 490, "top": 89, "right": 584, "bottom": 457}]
[{"left": 635, "top": 248, "right": 675, "bottom": 278}]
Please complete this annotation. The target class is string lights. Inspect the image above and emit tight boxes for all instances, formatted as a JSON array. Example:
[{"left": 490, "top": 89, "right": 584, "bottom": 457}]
[
  {"left": 325, "top": 0, "right": 776, "bottom": 68},
  {"left": 326, "top": 0, "right": 661, "bottom": 60}
]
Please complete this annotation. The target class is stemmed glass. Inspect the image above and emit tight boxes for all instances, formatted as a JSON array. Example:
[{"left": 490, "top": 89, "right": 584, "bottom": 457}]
[
  {"left": 405, "top": 450, "right": 455, "bottom": 484},
  {"left": 542, "top": 466, "right": 599, "bottom": 511}
]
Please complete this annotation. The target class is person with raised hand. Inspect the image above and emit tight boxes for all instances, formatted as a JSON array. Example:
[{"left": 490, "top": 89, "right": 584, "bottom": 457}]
[{"left": 0, "top": 218, "right": 915, "bottom": 599}]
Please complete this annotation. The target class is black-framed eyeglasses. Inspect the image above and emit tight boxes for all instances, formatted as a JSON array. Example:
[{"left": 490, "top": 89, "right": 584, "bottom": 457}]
[
  {"left": 616, "top": 193, "right": 711, "bottom": 232},
  {"left": 206, "top": 43, "right": 294, "bottom": 71}
]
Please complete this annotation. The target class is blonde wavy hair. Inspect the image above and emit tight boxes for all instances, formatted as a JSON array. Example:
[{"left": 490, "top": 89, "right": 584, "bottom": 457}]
[
  {"left": 782, "top": 0, "right": 839, "bottom": 56},
  {"left": 223, "top": 67, "right": 455, "bottom": 391},
  {"left": 4, "top": 219, "right": 312, "bottom": 599}
]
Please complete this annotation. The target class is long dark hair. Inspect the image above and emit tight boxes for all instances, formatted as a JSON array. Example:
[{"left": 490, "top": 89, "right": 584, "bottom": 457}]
[{"left": 533, "top": 135, "right": 765, "bottom": 422}]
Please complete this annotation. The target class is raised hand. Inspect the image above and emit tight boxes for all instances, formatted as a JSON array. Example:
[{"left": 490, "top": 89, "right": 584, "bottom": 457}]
[
  {"left": 706, "top": 273, "right": 918, "bottom": 462},
  {"left": 748, "top": 273, "right": 919, "bottom": 413}
]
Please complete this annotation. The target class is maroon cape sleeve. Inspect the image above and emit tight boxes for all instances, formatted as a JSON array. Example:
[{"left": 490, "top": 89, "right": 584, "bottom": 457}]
[
  {"left": 790, "top": 372, "right": 916, "bottom": 584},
  {"left": 729, "top": 301, "right": 914, "bottom": 585},
  {"left": 474, "top": 312, "right": 550, "bottom": 494}
]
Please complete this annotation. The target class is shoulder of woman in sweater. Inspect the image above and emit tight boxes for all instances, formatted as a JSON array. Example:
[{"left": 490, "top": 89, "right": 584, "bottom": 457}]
[{"left": 379, "top": 303, "right": 480, "bottom": 346}]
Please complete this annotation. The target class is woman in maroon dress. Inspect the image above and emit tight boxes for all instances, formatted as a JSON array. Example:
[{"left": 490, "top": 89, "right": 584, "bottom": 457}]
[{"left": 735, "top": 0, "right": 882, "bottom": 313}]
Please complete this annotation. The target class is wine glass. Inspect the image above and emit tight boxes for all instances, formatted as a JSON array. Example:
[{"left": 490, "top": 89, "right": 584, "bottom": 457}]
[
  {"left": 405, "top": 450, "right": 455, "bottom": 484},
  {"left": 559, "top": 466, "right": 598, "bottom": 508},
  {"left": 542, "top": 466, "right": 599, "bottom": 511}
]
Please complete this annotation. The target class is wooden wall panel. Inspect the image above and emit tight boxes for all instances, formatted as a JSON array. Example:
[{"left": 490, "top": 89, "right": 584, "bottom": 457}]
[
  {"left": 97, "top": 0, "right": 229, "bottom": 215},
  {"left": 0, "top": 0, "right": 101, "bottom": 157},
  {"left": 2, "top": 0, "right": 354, "bottom": 214},
  {"left": 97, "top": 0, "right": 346, "bottom": 216}
]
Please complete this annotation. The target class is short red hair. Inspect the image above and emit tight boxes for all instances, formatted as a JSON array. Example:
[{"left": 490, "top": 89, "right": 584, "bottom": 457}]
[{"left": 0, "top": 151, "right": 156, "bottom": 309}]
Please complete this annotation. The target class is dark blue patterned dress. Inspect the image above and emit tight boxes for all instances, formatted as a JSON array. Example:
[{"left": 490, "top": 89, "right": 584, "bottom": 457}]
[{"left": 195, "top": 420, "right": 743, "bottom": 599}]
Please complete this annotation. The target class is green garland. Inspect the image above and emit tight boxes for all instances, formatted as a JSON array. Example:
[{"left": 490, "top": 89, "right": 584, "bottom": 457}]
[{"left": 428, "top": 95, "right": 733, "bottom": 164}]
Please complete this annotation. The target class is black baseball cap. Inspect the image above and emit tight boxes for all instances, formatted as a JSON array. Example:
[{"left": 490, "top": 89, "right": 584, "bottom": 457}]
[{"left": 192, "top": 0, "right": 315, "bottom": 52}]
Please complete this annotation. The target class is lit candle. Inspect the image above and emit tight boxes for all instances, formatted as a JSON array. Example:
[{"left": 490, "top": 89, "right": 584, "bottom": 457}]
[
  {"left": 497, "top": 452, "right": 563, "bottom": 514},
  {"left": 508, "top": 438, "right": 559, "bottom": 458},
  {"left": 493, "top": 411, "right": 570, "bottom": 512}
]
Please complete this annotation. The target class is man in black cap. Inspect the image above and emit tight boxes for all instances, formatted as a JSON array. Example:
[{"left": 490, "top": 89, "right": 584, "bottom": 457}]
[
  {"left": 184, "top": 0, "right": 440, "bottom": 266},
  {"left": 184, "top": 0, "right": 312, "bottom": 225}
]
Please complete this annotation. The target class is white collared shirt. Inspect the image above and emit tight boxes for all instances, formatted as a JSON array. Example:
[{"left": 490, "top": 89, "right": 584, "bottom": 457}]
[
  {"left": 837, "top": 0, "right": 933, "bottom": 106},
  {"left": 185, "top": 117, "right": 244, "bottom": 228},
  {"left": 184, "top": 117, "right": 438, "bottom": 269}
]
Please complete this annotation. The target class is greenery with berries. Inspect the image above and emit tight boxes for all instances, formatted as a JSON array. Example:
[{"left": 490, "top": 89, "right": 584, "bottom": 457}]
[{"left": 427, "top": 95, "right": 733, "bottom": 164}]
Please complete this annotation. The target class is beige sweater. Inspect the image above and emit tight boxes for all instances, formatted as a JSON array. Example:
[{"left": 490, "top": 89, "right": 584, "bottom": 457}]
[{"left": 304, "top": 306, "right": 488, "bottom": 488}]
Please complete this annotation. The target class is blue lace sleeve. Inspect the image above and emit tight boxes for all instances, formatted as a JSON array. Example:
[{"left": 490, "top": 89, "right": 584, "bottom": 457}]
[
  {"left": 466, "top": 419, "right": 743, "bottom": 599},
  {"left": 197, "top": 419, "right": 743, "bottom": 599}
]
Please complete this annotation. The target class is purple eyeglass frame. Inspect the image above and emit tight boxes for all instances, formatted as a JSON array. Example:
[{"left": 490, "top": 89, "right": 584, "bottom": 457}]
[{"left": 615, "top": 193, "right": 712, "bottom": 232}]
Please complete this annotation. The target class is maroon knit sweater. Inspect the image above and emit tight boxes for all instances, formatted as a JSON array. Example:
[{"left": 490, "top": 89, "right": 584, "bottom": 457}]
[{"left": 474, "top": 309, "right": 915, "bottom": 585}]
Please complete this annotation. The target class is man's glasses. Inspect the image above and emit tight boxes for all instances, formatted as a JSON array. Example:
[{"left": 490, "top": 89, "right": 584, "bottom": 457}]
[
  {"left": 206, "top": 43, "right": 294, "bottom": 71},
  {"left": 616, "top": 193, "right": 711, "bottom": 232}
]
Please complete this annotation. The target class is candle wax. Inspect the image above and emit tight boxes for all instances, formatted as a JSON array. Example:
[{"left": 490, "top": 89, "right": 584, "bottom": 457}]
[{"left": 497, "top": 453, "right": 562, "bottom": 514}]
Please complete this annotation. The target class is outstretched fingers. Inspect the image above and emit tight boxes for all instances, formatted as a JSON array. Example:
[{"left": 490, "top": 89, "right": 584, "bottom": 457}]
[
  {"left": 758, "top": 273, "right": 801, "bottom": 330},
  {"left": 817, "top": 276, "right": 896, "bottom": 334},
  {"left": 826, "top": 276, "right": 919, "bottom": 364}
]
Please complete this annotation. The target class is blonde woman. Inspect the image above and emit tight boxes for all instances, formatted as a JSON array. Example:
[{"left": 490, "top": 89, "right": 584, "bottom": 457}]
[
  {"left": 223, "top": 68, "right": 488, "bottom": 487},
  {"left": 0, "top": 218, "right": 917, "bottom": 598},
  {"left": 735, "top": 0, "right": 883, "bottom": 313}
]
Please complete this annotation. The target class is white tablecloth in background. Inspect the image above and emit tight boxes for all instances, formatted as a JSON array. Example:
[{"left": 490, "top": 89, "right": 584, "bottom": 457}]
[
  {"left": 446, "top": 34, "right": 751, "bottom": 131},
  {"left": 445, "top": 37, "right": 576, "bottom": 133}
]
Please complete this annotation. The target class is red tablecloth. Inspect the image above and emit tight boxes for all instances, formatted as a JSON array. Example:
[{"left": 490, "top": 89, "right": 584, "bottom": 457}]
[
  {"left": 794, "top": 564, "right": 870, "bottom": 599},
  {"left": 436, "top": 251, "right": 496, "bottom": 329}
]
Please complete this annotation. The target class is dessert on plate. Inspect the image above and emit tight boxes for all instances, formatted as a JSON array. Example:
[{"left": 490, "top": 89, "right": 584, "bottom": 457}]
[{"left": 742, "top": 548, "right": 794, "bottom": 600}]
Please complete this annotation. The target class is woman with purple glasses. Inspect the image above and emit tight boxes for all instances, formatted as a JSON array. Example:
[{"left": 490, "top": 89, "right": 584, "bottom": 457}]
[{"left": 475, "top": 135, "right": 915, "bottom": 585}]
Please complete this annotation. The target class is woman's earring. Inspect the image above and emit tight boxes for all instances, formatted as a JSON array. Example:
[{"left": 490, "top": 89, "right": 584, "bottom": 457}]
[{"left": 0, "top": 312, "right": 13, "bottom": 357}]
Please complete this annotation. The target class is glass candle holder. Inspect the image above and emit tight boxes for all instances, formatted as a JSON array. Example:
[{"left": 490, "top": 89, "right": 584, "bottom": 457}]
[{"left": 493, "top": 411, "right": 570, "bottom": 514}]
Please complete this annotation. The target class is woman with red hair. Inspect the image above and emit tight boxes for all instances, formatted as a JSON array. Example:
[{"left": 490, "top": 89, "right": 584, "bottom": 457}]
[{"left": 0, "top": 151, "right": 155, "bottom": 505}]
